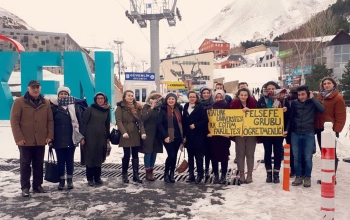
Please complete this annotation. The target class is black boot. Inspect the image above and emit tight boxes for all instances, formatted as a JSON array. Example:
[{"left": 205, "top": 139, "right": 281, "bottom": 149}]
[
  {"left": 94, "top": 167, "right": 103, "bottom": 185},
  {"left": 122, "top": 157, "right": 129, "bottom": 183},
  {"left": 67, "top": 176, "right": 73, "bottom": 190},
  {"left": 132, "top": 158, "right": 143, "bottom": 183},
  {"left": 169, "top": 170, "right": 175, "bottom": 183},
  {"left": 213, "top": 174, "right": 220, "bottom": 184},
  {"left": 164, "top": 159, "right": 170, "bottom": 183},
  {"left": 58, "top": 178, "right": 65, "bottom": 190},
  {"left": 195, "top": 173, "right": 203, "bottom": 184},
  {"left": 219, "top": 173, "right": 227, "bottom": 184},
  {"left": 86, "top": 167, "right": 94, "bottom": 186},
  {"left": 273, "top": 171, "right": 280, "bottom": 183},
  {"left": 186, "top": 172, "right": 195, "bottom": 183},
  {"left": 266, "top": 171, "right": 272, "bottom": 183}
]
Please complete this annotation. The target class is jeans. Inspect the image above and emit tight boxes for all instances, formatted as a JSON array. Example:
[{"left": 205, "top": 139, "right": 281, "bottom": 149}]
[
  {"left": 18, "top": 146, "right": 45, "bottom": 190},
  {"left": 291, "top": 133, "right": 315, "bottom": 178},
  {"left": 144, "top": 153, "right": 157, "bottom": 168},
  {"left": 164, "top": 138, "right": 182, "bottom": 173},
  {"left": 55, "top": 147, "right": 76, "bottom": 178},
  {"left": 262, "top": 137, "right": 283, "bottom": 171}
]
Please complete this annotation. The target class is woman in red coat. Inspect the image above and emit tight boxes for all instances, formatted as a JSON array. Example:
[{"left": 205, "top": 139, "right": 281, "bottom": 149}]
[
  {"left": 315, "top": 77, "right": 346, "bottom": 176},
  {"left": 231, "top": 88, "right": 257, "bottom": 183}
]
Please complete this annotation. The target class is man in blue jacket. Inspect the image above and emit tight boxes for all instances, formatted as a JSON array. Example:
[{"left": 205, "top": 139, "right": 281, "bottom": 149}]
[{"left": 287, "top": 85, "right": 325, "bottom": 188}]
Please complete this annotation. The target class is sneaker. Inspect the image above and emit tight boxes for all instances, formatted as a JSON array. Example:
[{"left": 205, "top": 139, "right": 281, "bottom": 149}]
[
  {"left": 21, "top": 188, "right": 29, "bottom": 197},
  {"left": 292, "top": 176, "right": 303, "bottom": 186},
  {"left": 33, "top": 186, "right": 46, "bottom": 193},
  {"left": 88, "top": 181, "right": 95, "bottom": 186},
  {"left": 303, "top": 177, "right": 311, "bottom": 187}
]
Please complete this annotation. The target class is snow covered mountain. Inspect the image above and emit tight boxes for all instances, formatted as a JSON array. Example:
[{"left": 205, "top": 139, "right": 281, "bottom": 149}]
[
  {"left": 175, "top": 0, "right": 336, "bottom": 54},
  {"left": 0, "top": 7, "right": 34, "bottom": 30}
]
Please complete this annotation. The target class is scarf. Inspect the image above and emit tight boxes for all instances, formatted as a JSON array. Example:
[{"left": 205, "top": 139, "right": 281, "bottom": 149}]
[
  {"left": 126, "top": 102, "right": 137, "bottom": 115},
  {"left": 58, "top": 96, "right": 84, "bottom": 146},
  {"left": 201, "top": 98, "right": 214, "bottom": 109},
  {"left": 321, "top": 88, "right": 336, "bottom": 99},
  {"left": 167, "top": 105, "right": 183, "bottom": 142}
]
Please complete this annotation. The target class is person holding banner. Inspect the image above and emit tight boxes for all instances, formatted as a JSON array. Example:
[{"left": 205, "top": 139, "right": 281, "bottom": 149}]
[
  {"left": 158, "top": 93, "right": 184, "bottom": 183},
  {"left": 231, "top": 88, "right": 257, "bottom": 183},
  {"left": 183, "top": 91, "right": 209, "bottom": 184},
  {"left": 314, "top": 77, "right": 346, "bottom": 183},
  {"left": 257, "top": 81, "right": 290, "bottom": 184},
  {"left": 199, "top": 87, "right": 214, "bottom": 179},
  {"left": 207, "top": 90, "right": 231, "bottom": 184}
]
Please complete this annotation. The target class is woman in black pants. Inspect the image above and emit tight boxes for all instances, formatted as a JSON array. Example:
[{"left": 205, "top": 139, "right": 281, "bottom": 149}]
[
  {"left": 183, "top": 91, "right": 208, "bottom": 184},
  {"left": 158, "top": 93, "right": 184, "bottom": 183}
]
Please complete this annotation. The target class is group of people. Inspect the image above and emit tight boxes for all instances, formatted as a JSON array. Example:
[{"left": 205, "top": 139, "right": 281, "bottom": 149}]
[{"left": 10, "top": 76, "right": 346, "bottom": 197}]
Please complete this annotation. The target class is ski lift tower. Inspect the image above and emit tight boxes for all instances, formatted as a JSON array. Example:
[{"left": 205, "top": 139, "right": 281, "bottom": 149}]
[{"left": 125, "top": 0, "right": 181, "bottom": 92}]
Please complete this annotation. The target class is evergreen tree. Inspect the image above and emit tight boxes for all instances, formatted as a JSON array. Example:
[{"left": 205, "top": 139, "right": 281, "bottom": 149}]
[
  {"left": 305, "top": 63, "right": 331, "bottom": 91},
  {"left": 339, "top": 60, "right": 350, "bottom": 101}
]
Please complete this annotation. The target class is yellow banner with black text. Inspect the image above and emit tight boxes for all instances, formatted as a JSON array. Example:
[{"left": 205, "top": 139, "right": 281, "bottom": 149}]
[{"left": 207, "top": 108, "right": 284, "bottom": 136}]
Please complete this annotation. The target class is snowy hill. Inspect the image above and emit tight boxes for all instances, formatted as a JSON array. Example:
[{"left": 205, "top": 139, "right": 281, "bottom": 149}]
[
  {"left": 176, "top": 0, "right": 336, "bottom": 54},
  {"left": 0, "top": 7, "right": 34, "bottom": 30}
]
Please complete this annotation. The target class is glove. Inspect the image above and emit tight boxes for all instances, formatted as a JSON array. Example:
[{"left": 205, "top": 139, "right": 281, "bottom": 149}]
[
  {"left": 123, "top": 133, "right": 129, "bottom": 138},
  {"left": 335, "top": 132, "right": 339, "bottom": 138},
  {"left": 141, "top": 134, "right": 146, "bottom": 139}
]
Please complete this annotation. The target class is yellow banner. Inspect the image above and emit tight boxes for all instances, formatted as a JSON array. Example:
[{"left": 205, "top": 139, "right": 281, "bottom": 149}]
[
  {"left": 167, "top": 82, "right": 185, "bottom": 89},
  {"left": 207, "top": 108, "right": 284, "bottom": 136}
]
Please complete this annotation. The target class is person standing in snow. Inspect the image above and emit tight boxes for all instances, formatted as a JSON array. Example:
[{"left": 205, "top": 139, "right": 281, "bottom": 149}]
[
  {"left": 183, "top": 91, "right": 208, "bottom": 184},
  {"left": 50, "top": 86, "right": 84, "bottom": 190},
  {"left": 80, "top": 92, "right": 111, "bottom": 187},
  {"left": 207, "top": 90, "right": 231, "bottom": 184},
  {"left": 10, "top": 80, "right": 54, "bottom": 197},
  {"left": 231, "top": 88, "right": 257, "bottom": 183},
  {"left": 116, "top": 90, "right": 146, "bottom": 184},
  {"left": 287, "top": 85, "right": 325, "bottom": 187},
  {"left": 314, "top": 77, "right": 346, "bottom": 183},
  {"left": 215, "top": 83, "right": 233, "bottom": 104},
  {"left": 256, "top": 81, "right": 289, "bottom": 184}
]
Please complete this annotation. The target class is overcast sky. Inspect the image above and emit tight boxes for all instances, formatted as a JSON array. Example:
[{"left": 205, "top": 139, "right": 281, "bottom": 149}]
[{"left": 0, "top": 0, "right": 233, "bottom": 61}]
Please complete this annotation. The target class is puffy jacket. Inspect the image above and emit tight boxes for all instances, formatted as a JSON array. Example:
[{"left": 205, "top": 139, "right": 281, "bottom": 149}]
[{"left": 288, "top": 98, "right": 325, "bottom": 134}]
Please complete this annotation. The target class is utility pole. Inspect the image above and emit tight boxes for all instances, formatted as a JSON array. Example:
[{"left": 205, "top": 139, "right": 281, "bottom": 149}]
[
  {"left": 126, "top": 0, "right": 181, "bottom": 92},
  {"left": 114, "top": 40, "right": 124, "bottom": 80}
]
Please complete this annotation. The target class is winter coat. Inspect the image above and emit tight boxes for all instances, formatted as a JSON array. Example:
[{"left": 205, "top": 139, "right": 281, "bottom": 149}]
[
  {"left": 208, "top": 100, "right": 231, "bottom": 162},
  {"left": 158, "top": 103, "right": 183, "bottom": 141},
  {"left": 80, "top": 104, "right": 110, "bottom": 167},
  {"left": 183, "top": 103, "right": 208, "bottom": 150},
  {"left": 314, "top": 90, "right": 346, "bottom": 133},
  {"left": 51, "top": 100, "right": 83, "bottom": 149},
  {"left": 116, "top": 101, "right": 146, "bottom": 148},
  {"left": 10, "top": 92, "right": 54, "bottom": 146},
  {"left": 140, "top": 93, "right": 163, "bottom": 154},
  {"left": 288, "top": 98, "right": 325, "bottom": 134}
]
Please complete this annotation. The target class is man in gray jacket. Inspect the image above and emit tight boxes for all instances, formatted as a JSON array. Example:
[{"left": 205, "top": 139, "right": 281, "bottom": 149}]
[{"left": 287, "top": 85, "right": 325, "bottom": 188}]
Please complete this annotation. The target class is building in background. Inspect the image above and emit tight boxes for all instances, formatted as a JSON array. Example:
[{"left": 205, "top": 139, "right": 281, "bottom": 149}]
[
  {"left": 198, "top": 36, "right": 230, "bottom": 59},
  {"left": 214, "top": 54, "right": 246, "bottom": 69},
  {"left": 257, "top": 47, "right": 279, "bottom": 67}
]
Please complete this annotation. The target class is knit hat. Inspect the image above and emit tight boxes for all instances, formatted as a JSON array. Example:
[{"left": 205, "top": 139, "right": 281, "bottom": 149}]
[
  {"left": 57, "top": 85, "right": 71, "bottom": 96},
  {"left": 200, "top": 86, "right": 211, "bottom": 94},
  {"left": 165, "top": 93, "right": 178, "bottom": 102},
  {"left": 214, "top": 90, "right": 225, "bottom": 99}
]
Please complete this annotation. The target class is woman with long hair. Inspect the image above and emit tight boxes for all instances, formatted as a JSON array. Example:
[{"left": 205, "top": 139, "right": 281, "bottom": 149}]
[
  {"left": 315, "top": 77, "right": 346, "bottom": 183},
  {"left": 199, "top": 87, "right": 214, "bottom": 179},
  {"left": 158, "top": 93, "right": 184, "bottom": 183},
  {"left": 50, "top": 86, "right": 84, "bottom": 190},
  {"left": 81, "top": 92, "right": 111, "bottom": 186},
  {"left": 183, "top": 91, "right": 208, "bottom": 184},
  {"left": 208, "top": 90, "right": 231, "bottom": 184},
  {"left": 116, "top": 90, "right": 146, "bottom": 184},
  {"left": 231, "top": 88, "right": 257, "bottom": 183},
  {"left": 141, "top": 91, "right": 163, "bottom": 181}
]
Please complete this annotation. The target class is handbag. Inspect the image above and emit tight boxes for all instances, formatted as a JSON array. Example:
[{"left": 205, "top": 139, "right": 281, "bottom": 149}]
[
  {"left": 44, "top": 147, "right": 60, "bottom": 183},
  {"left": 176, "top": 149, "right": 188, "bottom": 173},
  {"left": 110, "top": 125, "right": 121, "bottom": 145}
]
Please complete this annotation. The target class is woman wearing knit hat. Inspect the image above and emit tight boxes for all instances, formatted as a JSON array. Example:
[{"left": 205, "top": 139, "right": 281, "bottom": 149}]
[
  {"left": 199, "top": 86, "right": 214, "bottom": 180},
  {"left": 50, "top": 85, "right": 84, "bottom": 190},
  {"left": 158, "top": 93, "right": 184, "bottom": 183},
  {"left": 80, "top": 92, "right": 111, "bottom": 187},
  {"left": 116, "top": 90, "right": 146, "bottom": 184},
  {"left": 207, "top": 90, "right": 231, "bottom": 184}
]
